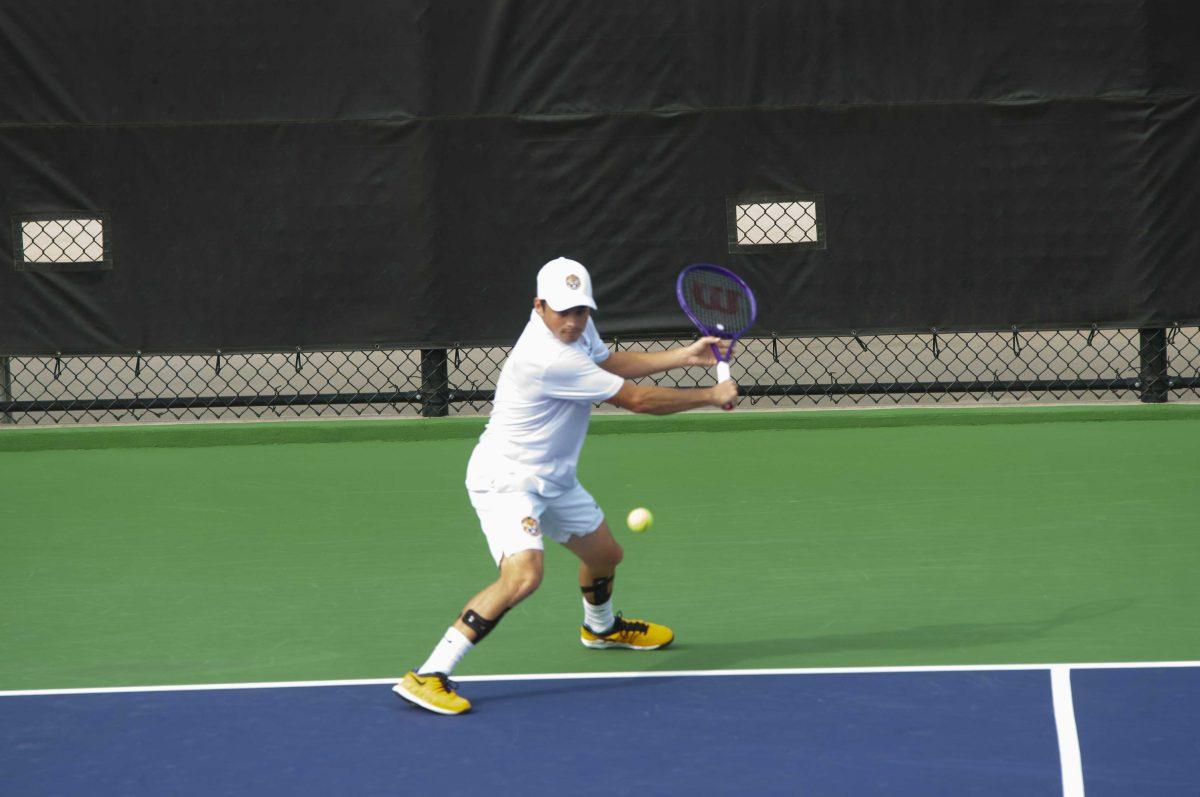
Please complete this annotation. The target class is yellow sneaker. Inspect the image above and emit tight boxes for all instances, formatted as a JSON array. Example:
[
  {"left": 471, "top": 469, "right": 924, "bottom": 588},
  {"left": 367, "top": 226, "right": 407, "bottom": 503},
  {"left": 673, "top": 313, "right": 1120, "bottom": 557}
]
[
  {"left": 393, "top": 670, "right": 471, "bottom": 715},
  {"left": 580, "top": 612, "right": 674, "bottom": 650}
]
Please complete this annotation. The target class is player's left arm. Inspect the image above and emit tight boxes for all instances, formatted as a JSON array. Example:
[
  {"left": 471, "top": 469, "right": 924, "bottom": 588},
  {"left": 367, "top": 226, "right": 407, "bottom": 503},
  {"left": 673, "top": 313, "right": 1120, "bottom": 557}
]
[{"left": 599, "top": 337, "right": 731, "bottom": 379}]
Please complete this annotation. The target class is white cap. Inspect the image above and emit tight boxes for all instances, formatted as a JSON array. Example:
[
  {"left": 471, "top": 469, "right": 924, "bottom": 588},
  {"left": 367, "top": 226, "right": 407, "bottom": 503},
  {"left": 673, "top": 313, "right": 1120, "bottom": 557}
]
[{"left": 536, "top": 257, "right": 597, "bottom": 312}]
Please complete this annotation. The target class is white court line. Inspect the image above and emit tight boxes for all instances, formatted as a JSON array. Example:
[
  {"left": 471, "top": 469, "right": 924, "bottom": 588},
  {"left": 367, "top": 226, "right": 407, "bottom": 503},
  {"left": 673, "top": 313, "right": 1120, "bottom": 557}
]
[
  {"left": 1051, "top": 666, "right": 1086, "bottom": 797},
  {"left": 2, "top": 659, "right": 1197, "bottom": 698}
]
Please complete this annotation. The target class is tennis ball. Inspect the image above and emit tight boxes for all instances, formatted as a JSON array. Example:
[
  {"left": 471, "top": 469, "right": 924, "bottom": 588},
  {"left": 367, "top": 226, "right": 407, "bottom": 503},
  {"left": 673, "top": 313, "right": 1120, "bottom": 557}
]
[{"left": 626, "top": 507, "right": 653, "bottom": 533}]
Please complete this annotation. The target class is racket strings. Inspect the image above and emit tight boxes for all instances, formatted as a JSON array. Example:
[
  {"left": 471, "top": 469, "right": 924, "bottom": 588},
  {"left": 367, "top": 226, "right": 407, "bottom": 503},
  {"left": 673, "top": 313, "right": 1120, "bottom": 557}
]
[{"left": 681, "top": 269, "right": 752, "bottom": 334}]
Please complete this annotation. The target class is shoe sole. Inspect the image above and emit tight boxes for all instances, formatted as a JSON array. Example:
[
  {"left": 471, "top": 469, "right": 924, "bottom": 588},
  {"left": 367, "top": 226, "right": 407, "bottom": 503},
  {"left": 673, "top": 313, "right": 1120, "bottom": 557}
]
[
  {"left": 580, "top": 636, "right": 674, "bottom": 651},
  {"left": 392, "top": 682, "right": 470, "bottom": 716}
]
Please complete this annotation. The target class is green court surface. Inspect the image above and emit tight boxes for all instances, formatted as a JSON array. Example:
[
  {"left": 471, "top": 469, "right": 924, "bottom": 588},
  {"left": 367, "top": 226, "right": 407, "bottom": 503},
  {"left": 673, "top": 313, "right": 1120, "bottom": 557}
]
[{"left": 2, "top": 405, "right": 1198, "bottom": 691}]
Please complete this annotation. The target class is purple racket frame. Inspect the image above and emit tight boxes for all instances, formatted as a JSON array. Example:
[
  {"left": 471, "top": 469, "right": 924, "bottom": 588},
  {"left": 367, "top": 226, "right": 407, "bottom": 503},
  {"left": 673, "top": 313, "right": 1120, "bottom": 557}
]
[
  {"left": 676, "top": 263, "right": 758, "bottom": 409},
  {"left": 676, "top": 262, "right": 758, "bottom": 358}
]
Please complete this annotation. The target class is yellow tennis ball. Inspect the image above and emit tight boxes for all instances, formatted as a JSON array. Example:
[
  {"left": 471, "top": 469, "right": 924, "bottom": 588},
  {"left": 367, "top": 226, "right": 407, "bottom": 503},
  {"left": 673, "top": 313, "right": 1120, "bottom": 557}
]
[{"left": 626, "top": 507, "right": 653, "bottom": 533}]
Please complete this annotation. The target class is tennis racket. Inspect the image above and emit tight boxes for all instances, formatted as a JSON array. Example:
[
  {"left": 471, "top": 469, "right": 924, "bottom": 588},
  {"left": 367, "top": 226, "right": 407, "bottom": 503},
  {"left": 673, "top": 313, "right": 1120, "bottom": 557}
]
[{"left": 676, "top": 263, "right": 758, "bottom": 411}]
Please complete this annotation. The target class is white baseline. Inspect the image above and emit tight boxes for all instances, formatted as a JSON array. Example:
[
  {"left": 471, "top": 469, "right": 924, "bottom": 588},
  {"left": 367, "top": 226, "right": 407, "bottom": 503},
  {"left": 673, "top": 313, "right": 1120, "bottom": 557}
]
[{"left": 1, "top": 659, "right": 1196, "bottom": 698}]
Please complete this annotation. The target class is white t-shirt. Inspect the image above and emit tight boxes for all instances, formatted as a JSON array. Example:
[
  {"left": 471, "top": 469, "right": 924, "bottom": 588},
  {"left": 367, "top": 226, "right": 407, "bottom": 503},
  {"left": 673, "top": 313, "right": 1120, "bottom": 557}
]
[{"left": 466, "top": 311, "right": 625, "bottom": 497}]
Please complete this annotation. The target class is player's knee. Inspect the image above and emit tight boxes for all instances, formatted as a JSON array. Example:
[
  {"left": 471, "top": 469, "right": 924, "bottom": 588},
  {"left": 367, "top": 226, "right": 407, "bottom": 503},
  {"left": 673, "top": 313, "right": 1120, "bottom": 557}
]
[
  {"left": 501, "top": 558, "right": 543, "bottom": 600},
  {"left": 592, "top": 541, "right": 623, "bottom": 571},
  {"left": 509, "top": 574, "right": 541, "bottom": 602},
  {"left": 516, "top": 565, "right": 543, "bottom": 591}
]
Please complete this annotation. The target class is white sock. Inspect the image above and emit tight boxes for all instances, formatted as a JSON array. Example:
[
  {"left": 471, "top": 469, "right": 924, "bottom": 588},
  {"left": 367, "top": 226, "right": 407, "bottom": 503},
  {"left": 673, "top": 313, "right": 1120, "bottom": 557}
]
[
  {"left": 416, "top": 626, "right": 474, "bottom": 676},
  {"left": 583, "top": 598, "right": 615, "bottom": 634}
]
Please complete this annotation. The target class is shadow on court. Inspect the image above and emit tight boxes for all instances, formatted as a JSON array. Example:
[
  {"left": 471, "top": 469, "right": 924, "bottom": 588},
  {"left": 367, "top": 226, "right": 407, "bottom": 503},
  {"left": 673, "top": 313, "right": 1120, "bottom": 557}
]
[{"left": 642, "top": 599, "right": 1132, "bottom": 672}]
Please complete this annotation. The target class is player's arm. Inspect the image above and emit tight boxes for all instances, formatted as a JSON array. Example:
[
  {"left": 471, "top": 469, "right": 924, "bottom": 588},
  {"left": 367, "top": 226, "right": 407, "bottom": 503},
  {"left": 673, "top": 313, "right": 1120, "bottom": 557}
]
[
  {"left": 604, "top": 379, "right": 737, "bottom": 415},
  {"left": 599, "top": 336, "right": 731, "bottom": 379}
]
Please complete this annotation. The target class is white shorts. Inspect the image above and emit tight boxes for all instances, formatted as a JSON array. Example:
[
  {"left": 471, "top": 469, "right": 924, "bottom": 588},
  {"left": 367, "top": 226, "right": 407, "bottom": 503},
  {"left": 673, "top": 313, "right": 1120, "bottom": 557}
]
[{"left": 468, "top": 482, "right": 605, "bottom": 566}]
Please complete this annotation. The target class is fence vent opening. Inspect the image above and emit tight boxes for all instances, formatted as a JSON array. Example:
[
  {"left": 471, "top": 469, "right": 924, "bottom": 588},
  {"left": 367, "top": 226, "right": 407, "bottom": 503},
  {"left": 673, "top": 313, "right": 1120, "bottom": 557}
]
[
  {"left": 14, "top": 214, "right": 111, "bottom": 271},
  {"left": 728, "top": 195, "right": 824, "bottom": 252}
]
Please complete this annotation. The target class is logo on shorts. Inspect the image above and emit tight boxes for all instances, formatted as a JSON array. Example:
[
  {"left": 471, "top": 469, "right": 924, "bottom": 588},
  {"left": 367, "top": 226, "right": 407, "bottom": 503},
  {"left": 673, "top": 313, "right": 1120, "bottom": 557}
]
[
  {"left": 565, "top": 274, "right": 581, "bottom": 290},
  {"left": 521, "top": 516, "right": 541, "bottom": 537}
]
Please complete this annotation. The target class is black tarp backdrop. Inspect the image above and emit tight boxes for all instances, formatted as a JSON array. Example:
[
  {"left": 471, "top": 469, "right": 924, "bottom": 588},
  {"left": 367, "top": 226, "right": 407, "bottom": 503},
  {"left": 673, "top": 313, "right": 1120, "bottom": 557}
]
[{"left": 1, "top": 0, "right": 1198, "bottom": 355}]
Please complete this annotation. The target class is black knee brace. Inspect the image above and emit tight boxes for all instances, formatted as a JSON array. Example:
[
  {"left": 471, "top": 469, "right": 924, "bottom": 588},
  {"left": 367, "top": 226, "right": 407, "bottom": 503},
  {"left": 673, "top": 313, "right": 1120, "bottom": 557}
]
[
  {"left": 461, "top": 608, "right": 505, "bottom": 642},
  {"left": 580, "top": 575, "right": 614, "bottom": 605}
]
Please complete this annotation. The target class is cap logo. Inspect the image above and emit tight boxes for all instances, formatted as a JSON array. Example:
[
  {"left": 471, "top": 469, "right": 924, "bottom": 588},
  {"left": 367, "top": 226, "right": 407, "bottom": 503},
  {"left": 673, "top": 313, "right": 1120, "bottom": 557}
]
[
  {"left": 521, "top": 516, "right": 541, "bottom": 537},
  {"left": 565, "top": 274, "right": 581, "bottom": 290}
]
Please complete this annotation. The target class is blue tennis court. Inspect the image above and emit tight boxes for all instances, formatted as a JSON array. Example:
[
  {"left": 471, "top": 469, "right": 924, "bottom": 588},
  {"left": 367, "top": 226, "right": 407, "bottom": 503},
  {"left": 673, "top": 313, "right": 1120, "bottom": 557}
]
[{"left": 3, "top": 664, "right": 1197, "bottom": 795}]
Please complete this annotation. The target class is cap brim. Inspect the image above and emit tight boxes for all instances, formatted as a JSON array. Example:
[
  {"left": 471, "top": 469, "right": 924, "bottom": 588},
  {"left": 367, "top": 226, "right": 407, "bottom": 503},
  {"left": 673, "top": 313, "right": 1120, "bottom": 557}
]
[{"left": 542, "top": 293, "right": 598, "bottom": 312}]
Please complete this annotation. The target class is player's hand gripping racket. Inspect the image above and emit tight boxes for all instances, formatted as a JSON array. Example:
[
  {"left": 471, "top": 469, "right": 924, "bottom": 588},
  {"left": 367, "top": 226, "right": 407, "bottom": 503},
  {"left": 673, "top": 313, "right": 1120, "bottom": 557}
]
[{"left": 676, "top": 263, "right": 758, "bottom": 411}]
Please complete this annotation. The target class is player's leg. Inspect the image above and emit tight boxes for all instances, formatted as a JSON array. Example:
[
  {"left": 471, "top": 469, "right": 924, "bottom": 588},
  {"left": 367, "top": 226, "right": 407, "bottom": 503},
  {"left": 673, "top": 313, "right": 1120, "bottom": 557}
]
[
  {"left": 416, "top": 548, "right": 541, "bottom": 670},
  {"left": 395, "top": 492, "right": 544, "bottom": 715},
  {"left": 548, "top": 487, "right": 674, "bottom": 651},
  {"left": 449, "top": 548, "right": 543, "bottom": 643},
  {"left": 561, "top": 520, "right": 623, "bottom": 633}
]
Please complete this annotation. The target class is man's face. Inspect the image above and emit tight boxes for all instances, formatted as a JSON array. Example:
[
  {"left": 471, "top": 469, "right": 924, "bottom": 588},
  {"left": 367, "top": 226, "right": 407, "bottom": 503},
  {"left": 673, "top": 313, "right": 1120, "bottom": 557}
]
[{"left": 535, "top": 299, "right": 590, "bottom": 344}]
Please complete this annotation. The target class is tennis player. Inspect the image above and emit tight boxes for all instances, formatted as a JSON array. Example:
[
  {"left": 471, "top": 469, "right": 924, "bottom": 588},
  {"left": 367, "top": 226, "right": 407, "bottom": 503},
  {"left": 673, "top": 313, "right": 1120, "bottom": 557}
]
[{"left": 395, "top": 257, "right": 738, "bottom": 715}]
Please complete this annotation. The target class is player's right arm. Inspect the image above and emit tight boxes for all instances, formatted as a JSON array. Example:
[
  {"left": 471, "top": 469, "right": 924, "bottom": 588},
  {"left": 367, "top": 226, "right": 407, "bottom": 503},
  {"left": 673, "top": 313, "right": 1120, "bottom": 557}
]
[
  {"left": 604, "top": 379, "right": 738, "bottom": 415},
  {"left": 599, "top": 337, "right": 731, "bottom": 379}
]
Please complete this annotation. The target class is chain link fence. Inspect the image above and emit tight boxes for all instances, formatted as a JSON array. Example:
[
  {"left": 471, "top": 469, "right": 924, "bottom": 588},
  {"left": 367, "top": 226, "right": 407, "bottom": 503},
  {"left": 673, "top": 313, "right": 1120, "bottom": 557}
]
[
  {"left": 4, "top": 213, "right": 1196, "bottom": 423},
  {"left": 20, "top": 218, "right": 104, "bottom": 264},
  {"left": 2, "top": 325, "right": 1197, "bottom": 426}
]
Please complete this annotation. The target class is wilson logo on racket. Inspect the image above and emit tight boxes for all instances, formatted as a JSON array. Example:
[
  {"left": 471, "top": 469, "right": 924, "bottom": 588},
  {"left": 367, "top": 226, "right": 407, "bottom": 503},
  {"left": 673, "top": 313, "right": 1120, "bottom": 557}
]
[
  {"left": 520, "top": 517, "right": 541, "bottom": 537},
  {"left": 691, "top": 283, "right": 742, "bottom": 314},
  {"left": 565, "top": 274, "right": 581, "bottom": 290}
]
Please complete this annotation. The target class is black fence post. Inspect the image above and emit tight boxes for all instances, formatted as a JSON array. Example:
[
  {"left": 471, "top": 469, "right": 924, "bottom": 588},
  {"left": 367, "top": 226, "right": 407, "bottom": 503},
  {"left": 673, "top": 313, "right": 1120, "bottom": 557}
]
[
  {"left": 1137, "top": 327, "right": 1169, "bottom": 404},
  {"left": 1, "top": 356, "right": 13, "bottom": 424},
  {"left": 420, "top": 348, "right": 450, "bottom": 417}
]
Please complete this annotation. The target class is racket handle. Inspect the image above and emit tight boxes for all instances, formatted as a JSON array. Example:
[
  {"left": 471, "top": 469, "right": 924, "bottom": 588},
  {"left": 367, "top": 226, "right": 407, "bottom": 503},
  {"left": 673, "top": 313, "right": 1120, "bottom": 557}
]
[{"left": 715, "top": 361, "right": 734, "bottom": 411}]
